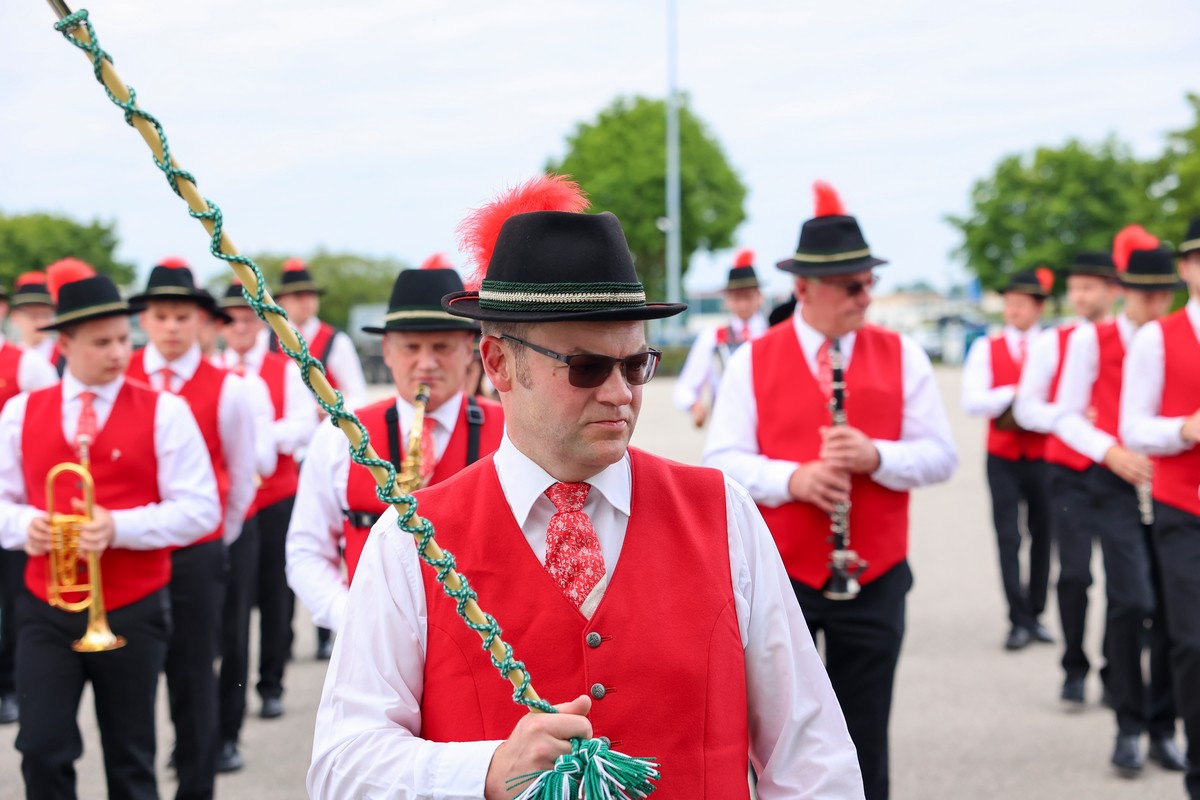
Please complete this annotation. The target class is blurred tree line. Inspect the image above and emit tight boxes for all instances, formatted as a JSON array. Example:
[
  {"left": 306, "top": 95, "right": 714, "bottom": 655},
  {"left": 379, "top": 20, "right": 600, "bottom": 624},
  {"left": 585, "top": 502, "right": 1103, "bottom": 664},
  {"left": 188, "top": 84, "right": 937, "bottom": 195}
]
[
  {"left": 0, "top": 212, "right": 134, "bottom": 288},
  {"left": 948, "top": 93, "right": 1200, "bottom": 295}
]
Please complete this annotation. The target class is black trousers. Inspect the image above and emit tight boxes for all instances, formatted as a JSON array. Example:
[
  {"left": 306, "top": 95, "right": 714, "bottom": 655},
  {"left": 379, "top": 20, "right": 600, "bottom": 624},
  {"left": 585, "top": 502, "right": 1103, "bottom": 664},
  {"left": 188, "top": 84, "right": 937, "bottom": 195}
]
[
  {"left": 15, "top": 588, "right": 170, "bottom": 800},
  {"left": 0, "top": 548, "right": 28, "bottom": 696},
  {"left": 1085, "top": 466, "right": 1175, "bottom": 737},
  {"left": 219, "top": 516, "right": 259, "bottom": 744},
  {"left": 985, "top": 454, "right": 1052, "bottom": 630},
  {"left": 254, "top": 496, "right": 295, "bottom": 701},
  {"left": 1153, "top": 501, "right": 1200, "bottom": 799},
  {"left": 165, "top": 539, "right": 227, "bottom": 800},
  {"left": 793, "top": 560, "right": 912, "bottom": 800},
  {"left": 1049, "top": 464, "right": 1103, "bottom": 680}
]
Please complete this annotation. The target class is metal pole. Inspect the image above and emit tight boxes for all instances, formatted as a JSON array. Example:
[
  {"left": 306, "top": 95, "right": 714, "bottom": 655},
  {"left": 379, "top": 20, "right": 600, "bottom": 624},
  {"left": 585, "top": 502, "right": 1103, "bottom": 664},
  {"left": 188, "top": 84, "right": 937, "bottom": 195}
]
[{"left": 664, "top": 0, "right": 683, "bottom": 342}]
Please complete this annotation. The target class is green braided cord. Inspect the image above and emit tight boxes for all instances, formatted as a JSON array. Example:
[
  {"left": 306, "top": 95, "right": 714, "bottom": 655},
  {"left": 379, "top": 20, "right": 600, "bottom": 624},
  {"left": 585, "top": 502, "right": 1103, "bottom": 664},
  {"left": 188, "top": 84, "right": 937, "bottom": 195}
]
[
  {"left": 53, "top": 7, "right": 553, "bottom": 718},
  {"left": 508, "top": 737, "right": 660, "bottom": 799}
]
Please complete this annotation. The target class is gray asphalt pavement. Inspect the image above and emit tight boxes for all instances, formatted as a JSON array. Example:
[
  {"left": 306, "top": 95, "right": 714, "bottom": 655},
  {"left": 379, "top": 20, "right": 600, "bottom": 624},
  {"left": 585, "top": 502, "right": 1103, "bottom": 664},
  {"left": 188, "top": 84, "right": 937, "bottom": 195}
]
[{"left": 0, "top": 369, "right": 1185, "bottom": 798}]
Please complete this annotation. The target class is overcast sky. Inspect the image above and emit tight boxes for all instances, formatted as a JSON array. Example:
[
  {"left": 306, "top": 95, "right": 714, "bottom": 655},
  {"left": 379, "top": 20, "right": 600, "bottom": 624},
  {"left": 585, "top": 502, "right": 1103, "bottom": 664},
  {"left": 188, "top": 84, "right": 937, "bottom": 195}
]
[{"left": 2, "top": 1, "right": 1198, "bottom": 299}]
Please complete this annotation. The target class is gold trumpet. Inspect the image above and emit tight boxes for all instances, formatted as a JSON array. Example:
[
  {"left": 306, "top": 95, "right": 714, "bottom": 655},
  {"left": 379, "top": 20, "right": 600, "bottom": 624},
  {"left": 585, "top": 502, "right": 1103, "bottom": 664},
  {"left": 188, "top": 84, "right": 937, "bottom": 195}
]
[
  {"left": 396, "top": 383, "right": 432, "bottom": 495},
  {"left": 46, "top": 459, "right": 126, "bottom": 653}
]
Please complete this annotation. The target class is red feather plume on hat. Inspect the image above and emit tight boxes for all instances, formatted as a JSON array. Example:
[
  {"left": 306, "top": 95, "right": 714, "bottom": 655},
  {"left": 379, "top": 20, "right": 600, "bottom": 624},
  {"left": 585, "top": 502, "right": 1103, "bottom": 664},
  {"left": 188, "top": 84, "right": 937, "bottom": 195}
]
[
  {"left": 419, "top": 253, "right": 455, "bottom": 271},
  {"left": 1112, "top": 225, "right": 1159, "bottom": 273},
  {"left": 46, "top": 258, "right": 96, "bottom": 302},
  {"left": 1035, "top": 267, "right": 1055, "bottom": 293},
  {"left": 282, "top": 257, "right": 308, "bottom": 273},
  {"left": 15, "top": 271, "right": 46, "bottom": 287},
  {"left": 733, "top": 248, "right": 754, "bottom": 268},
  {"left": 458, "top": 174, "right": 589, "bottom": 283},
  {"left": 158, "top": 256, "right": 190, "bottom": 269},
  {"left": 813, "top": 181, "right": 847, "bottom": 217}
]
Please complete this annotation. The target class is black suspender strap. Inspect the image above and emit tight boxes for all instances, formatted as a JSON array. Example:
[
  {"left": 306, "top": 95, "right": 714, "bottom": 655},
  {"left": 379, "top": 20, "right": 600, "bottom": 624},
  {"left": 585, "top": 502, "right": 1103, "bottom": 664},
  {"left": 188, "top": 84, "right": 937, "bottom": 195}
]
[
  {"left": 384, "top": 404, "right": 403, "bottom": 471},
  {"left": 465, "top": 396, "right": 485, "bottom": 466}
]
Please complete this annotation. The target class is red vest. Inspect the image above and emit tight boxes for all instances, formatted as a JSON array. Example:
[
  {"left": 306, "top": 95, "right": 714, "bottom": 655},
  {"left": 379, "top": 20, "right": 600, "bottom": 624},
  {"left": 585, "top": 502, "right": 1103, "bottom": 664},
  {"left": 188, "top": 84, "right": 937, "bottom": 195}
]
[
  {"left": 415, "top": 450, "right": 750, "bottom": 799},
  {"left": 0, "top": 342, "right": 21, "bottom": 411},
  {"left": 751, "top": 323, "right": 909, "bottom": 589},
  {"left": 1091, "top": 321, "right": 1125, "bottom": 443},
  {"left": 128, "top": 351, "right": 230, "bottom": 545},
  {"left": 273, "top": 320, "right": 339, "bottom": 390},
  {"left": 986, "top": 335, "right": 1046, "bottom": 460},
  {"left": 1153, "top": 310, "right": 1200, "bottom": 515},
  {"left": 342, "top": 394, "right": 504, "bottom": 583},
  {"left": 1043, "top": 325, "right": 1092, "bottom": 471},
  {"left": 22, "top": 381, "right": 171, "bottom": 610},
  {"left": 253, "top": 351, "right": 300, "bottom": 511}
]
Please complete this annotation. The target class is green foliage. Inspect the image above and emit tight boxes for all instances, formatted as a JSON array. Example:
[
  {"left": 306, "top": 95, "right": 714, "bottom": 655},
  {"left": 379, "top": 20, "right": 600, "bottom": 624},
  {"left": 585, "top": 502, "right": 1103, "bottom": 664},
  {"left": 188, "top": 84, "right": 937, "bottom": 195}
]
[
  {"left": 232, "top": 249, "right": 407, "bottom": 331},
  {"left": 547, "top": 95, "right": 748, "bottom": 300},
  {"left": 1152, "top": 92, "right": 1200, "bottom": 239},
  {"left": 0, "top": 211, "right": 135, "bottom": 289}
]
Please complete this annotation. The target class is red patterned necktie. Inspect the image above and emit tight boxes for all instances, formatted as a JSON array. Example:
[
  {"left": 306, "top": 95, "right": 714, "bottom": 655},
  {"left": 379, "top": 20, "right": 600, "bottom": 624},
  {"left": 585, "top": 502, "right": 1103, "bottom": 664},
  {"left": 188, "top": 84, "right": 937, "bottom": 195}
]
[
  {"left": 816, "top": 338, "right": 834, "bottom": 400},
  {"left": 544, "top": 482, "right": 605, "bottom": 609},
  {"left": 158, "top": 367, "right": 177, "bottom": 393},
  {"left": 75, "top": 390, "right": 97, "bottom": 453},
  {"left": 419, "top": 420, "right": 437, "bottom": 485}
]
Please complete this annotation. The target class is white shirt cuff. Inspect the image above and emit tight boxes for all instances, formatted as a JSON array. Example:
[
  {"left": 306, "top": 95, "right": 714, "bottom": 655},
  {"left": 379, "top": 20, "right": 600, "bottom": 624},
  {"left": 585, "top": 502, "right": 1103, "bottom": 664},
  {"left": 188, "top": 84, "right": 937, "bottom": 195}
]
[
  {"left": 427, "top": 739, "right": 503, "bottom": 797},
  {"left": 763, "top": 460, "right": 801, "bottom": 507}
]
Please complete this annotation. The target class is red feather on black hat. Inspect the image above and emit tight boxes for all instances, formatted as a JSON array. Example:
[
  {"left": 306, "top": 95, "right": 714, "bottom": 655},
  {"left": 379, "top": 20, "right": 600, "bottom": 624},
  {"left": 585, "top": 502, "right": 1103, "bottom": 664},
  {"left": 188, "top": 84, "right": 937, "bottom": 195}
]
[
  {"left": 733, "top": 248, "right": 754, "bottom": 268},
  {"left": 1035, "top": 267, "right": 1055, "bottom": 293},
  {"left": 282, "top": 257, "right": 308, "bottom": 273},
  {"left": 1112, "top": 225, "right": 1159, "bottom": 273},
  {"left": 15, "top": 271, "right": 46, "bottom": 287},
  {"left": 157, "top": 256, "right": 190, "bottom": 269},
  {"left": 813, "top": 181, "right": 847, "bottom": 217},
  {"left": 46, "top": 258, "right": 96, "bottom": 302},
  {"left": 419, "top": 253, "right": 455, "bottom": 271}
]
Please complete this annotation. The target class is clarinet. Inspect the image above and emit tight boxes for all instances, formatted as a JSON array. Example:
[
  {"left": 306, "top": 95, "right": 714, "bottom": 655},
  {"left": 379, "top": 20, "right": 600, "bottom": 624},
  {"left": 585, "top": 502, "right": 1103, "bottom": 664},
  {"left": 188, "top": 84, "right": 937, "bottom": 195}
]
[
  {"left": 1137, "top": 482, "right": 1154, "bottom": 526},
  {"left": 824, "top": 339, "right": 868, "bottom": 600}
]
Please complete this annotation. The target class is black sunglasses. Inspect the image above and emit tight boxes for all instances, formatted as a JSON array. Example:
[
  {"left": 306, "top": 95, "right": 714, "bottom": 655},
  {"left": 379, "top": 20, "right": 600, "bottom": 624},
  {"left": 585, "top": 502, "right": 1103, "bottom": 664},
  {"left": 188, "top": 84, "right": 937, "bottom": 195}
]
[
  {"left": 499, "top": 335, "right": 662, "bottom": 389},
  {"left": 811, "top": 272, "right": 878, "bottom": 297}
]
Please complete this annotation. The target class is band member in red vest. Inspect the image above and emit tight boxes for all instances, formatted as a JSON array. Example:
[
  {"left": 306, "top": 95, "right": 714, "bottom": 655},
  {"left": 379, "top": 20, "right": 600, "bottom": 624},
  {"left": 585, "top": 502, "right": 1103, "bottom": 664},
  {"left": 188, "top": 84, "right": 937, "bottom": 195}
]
[
  {"left": 286, "top": 265, "right": 503, "bottom": 634},
  {"left": 127, "top": 257, "right": 258, "bottom": 800},
  {"left": 962, "top": 268, "right": 1053, "bottom": 651},
  {"left": 1055, "top": 225, "right": 1186, "bottom": 776},
  {"left": 0, "top": 262, "right": 219, "bottom": 799},
  {"left": 264, "top": 258, "right": 367, "bottom": 410},
  {"left": 7, "top": 271, "right": 58, "bottom": 363},
  {"left": 673, "top": 249, "right": 766, "bottom": 428},
  {"left": 1121, "top": 216, "right": 1200, "bottom": 797},
  {"left": 1014, "top": 252, "right": 1119, "bottom": 704},
  {"left": 704, "top": 181, "right": 956, "bottom": 800},
  {"left": 214, "top": 281, "right": 317, "bottom": 769},
  {"left": 308, "top": 176, "right": 863, "bottom": 799}
]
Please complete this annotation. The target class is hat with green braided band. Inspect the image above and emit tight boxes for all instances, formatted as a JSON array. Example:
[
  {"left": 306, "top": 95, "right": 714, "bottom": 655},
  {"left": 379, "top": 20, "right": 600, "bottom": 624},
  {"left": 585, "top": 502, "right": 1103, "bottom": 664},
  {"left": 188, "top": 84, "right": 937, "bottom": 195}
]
[{"left": 442, "top": 175, "right": 686, "bottom": 323}]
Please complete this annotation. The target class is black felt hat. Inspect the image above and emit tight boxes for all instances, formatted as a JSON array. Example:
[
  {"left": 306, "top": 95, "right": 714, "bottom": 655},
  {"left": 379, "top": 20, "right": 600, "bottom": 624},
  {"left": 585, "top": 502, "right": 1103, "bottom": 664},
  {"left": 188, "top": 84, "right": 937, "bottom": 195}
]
[
  {"left": 219, "top": 281, "right": 252, "bottom": 310},
  {"left": 1002, "top": 268, "right": 1053, "bottom": 298},
  {"left": 1177, "top": 217, "right": 1200, "bottom": 256},
  {"left": 39, "top": 259, "right": 142, "bottom": 331},
  {"left": 1114, "top": 226, "right": 1184, "bottom": 291},
  {"left": 776, "top": 182, "right": 888, "bottom": 277},
  {"left": 129, "top": 257, "right": 215, "bottom": 310},
  {"left": 196, "top": 289, "right": 232, "bottom": 323},
  {"left": 275, "top": 258, "right": 324, "bottom": 297},
  {"left": 364, "top": 267, "right": 479, "bottom": 334},
  {"left": 9, "top": 272, "right": 53, "bottom": 307},
  {"left": 1068, "top": 252, "right": 1117, "bottom": 279},
  {"left": 725, "top": 249, "right": 760, "bottom": 291}
]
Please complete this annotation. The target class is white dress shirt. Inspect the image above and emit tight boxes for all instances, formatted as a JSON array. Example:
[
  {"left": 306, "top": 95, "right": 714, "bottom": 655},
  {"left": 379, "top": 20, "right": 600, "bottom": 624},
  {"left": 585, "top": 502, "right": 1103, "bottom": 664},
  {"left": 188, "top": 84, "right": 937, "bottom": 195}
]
[
  {"left": 672, "top": 313, "right": 768, "bottom": 411},
  {"left": 287, "top": 392, "right": 466, "bottom": 632},
  {"left": 0, "top": 373, "right": 221, "bottom": 550},
  {"left": 0, "top": 334, "right": 59, "bottom": 394},
  {"left": 257, "top": 317, "right": 368, "bottom": 410},
  {"left": 703, "top": 310, "right": 958, "bottom": 507},
  {"left": 218, "top": 346, "right": 319, "bottom": 462},
  {"left": 308, "top": 434, "right": 864, "bottom": 800},
  {"left": 1120, "top": 298, "right": 1200, "bottom": 455},
  {"left": 143, "top": 344, "right": 257, "bottom": 543},
  {"left": 1054, "top": 313, "right": 1138, "bottom": 463},
  {"left": 1014, "top": 323, "right": 1089, "bottom": 434},
  {"left": 961, "top": 324, "right": 1041, "bottom": 420}
]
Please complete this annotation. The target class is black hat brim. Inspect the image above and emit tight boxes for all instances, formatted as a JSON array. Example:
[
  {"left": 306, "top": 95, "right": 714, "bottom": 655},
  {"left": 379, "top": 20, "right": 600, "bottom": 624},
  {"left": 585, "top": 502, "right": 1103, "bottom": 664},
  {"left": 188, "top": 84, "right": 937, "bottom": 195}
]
[
  {"left": 775, "top": 255, "right": 888, "bottom": 277},
  {"left": 39, "top": 303, "right": 144, "bottom": 332},
  {"left": 1118, "top": 276, "right": 1186, "bottom": 291},
  {"left": 129, "top": 289, "right": 217, "bottom": 312},
  {"left": 442, "top": 293, "right": 686, "bottom": 323},
  {"left": 274, "top": 285, "right": 325, "bottom": 298}
]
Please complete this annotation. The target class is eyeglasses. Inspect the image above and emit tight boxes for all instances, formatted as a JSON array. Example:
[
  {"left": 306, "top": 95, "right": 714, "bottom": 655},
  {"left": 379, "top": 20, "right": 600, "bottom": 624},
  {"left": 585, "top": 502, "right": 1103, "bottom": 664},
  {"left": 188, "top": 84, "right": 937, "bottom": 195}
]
[
  {"left": 499, "top": 335, "right": 662, "bottom": 388},
  {"left": 811, "top": 273, "right": 878, "bottom": 297}
]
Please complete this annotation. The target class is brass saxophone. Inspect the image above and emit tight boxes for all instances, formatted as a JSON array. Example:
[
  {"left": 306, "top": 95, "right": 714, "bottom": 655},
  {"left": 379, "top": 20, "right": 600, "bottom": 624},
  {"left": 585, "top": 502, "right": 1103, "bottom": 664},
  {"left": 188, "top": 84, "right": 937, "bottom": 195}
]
[
  {"left": 396, "top": 383, "right": 432, "bottom": 494},
  {"left": 824, "top": 340, "right": 867, "bottom": 600}
]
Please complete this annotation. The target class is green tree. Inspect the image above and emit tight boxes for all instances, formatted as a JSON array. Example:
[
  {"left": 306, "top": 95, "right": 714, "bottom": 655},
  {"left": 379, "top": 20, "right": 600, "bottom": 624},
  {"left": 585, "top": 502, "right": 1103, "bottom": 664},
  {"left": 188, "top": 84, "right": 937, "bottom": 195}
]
[
  {"left": 547, "top": 95, "right": 748, "bottom": 300},
  {"left": 946, "top": 138, "right": 1156, "bottom": 294},
  {"left": 1150, "top": 92, "right": 1200, "bottom": 240},
  {"left": 230, "top": 249, "right": 407, "bottom": 330},
  {"left": 0, "top": 212, "right": 135, "bottom": 289}
]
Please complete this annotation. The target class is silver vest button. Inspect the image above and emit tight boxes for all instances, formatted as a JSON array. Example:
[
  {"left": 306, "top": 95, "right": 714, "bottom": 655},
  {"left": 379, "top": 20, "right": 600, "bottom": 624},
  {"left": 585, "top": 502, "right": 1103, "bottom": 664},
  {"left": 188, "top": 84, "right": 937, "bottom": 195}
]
[
  {"left": 590, "top": 683, "right": 606, "bottom": 700},
  {"left": 585, "top": 632, "right": 602, "bottom": 648}
]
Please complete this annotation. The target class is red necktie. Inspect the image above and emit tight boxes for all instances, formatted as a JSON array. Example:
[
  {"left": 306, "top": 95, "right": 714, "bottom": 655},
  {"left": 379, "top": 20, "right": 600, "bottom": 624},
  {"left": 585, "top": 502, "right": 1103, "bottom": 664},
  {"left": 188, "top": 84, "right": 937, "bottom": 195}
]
[
  {"left": 75, "top": 390, "right": 97, "bottom": 453},
  {"left": 158, "top": 367, "right": 177, "bottom": 393},
  {"left": 1018, "top": 337, "right": 1028, "bottom": 366},
  {"left": 816, "top": 339, "right": 834, "bottom": 400},
  {"left": 419, "top": 421, "right": 437, "bottom": 485},
  {"left": 544, "top": 482, "right": 605, "bottom": 609}
]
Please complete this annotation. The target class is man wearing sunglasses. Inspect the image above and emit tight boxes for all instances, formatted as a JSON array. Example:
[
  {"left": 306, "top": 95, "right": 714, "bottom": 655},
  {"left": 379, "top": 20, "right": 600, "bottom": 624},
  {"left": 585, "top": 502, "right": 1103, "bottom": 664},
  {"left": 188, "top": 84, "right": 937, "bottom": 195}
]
[
  {"left": 704, "top": 182, "right": 957, "bottom": 800},
  {"left": 308, "top": 175, "right": 863, "bottom": 799}
]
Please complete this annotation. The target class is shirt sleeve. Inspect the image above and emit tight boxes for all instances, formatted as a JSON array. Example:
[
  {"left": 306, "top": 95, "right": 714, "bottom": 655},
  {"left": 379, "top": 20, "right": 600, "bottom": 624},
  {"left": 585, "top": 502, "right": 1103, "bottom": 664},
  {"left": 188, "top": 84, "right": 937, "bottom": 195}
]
[
  {"left": 871, "top": 336, "right": 958, "bottom": 491},
  {"left": 286, "top": 421, "right": 353, "bottom": 631},
  {"left": 307, "top": 510, "right": 502, "bottom": 800},
  {"left": 18, "top": 350, "right": 60, "bottom": 393},
  {"left": 1120, "top": 321, "right": 1189, "bottom": 455},
  {"left": 1013, "top": 329, "right": 1062, "bottom": 434},
  {"left": 960, "top": 336, "right": 1013, "bottom": 418},
  {"left": 244, "top": 372, "right": 279, "bottom": 479},
  {"left": 275, "top": 360, "right": 320, "bottom": 456},
  {"left": 702, "top": 344, "right": 799, "bottom": 507},
  {"left": 1053, "top": 325, "right": 1115, "bottom": 463},
  {"left": 217, "top": 374, "right": 258, "bottom": 543},
  {"left": 110, "top": 393, "right": 222, "bottom": 549},
  {"left": 0, "top": 395, "right": 40, "bottom": 550},
  {"left": 725, "top": 477, "right": 865, "bottom": 798},
  {"left": 672, "top": 327, "right": 717, "bottom": 411},
  {"left": 328, "top": 332, "right": 368, "bottom": 412}
]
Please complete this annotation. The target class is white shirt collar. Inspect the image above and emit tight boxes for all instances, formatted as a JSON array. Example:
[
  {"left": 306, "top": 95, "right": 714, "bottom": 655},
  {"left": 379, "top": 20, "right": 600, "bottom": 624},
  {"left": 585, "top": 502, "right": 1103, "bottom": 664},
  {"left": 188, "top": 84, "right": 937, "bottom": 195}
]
[
  {"left": 62, "top": 370, "right": 124, "bottom": 405},
  {"left": 219, "top": 346, "right": 262, "bottom": 372},
  {"left": 791, "top": 307, "right": 856, "bottom": 363},
  {"left": 493, "top": 434, "right": 631, "bottom": 529},
  {"left": 143, "top": 342, "right": 202, "bottom": 381}
]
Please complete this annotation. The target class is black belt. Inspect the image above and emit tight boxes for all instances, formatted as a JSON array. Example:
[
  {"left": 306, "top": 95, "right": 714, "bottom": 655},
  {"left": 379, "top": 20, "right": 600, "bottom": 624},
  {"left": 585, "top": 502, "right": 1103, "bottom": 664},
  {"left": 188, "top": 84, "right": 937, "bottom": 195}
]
[{"left": 343, "top": 510, "right": 381, "bottom": 530}]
